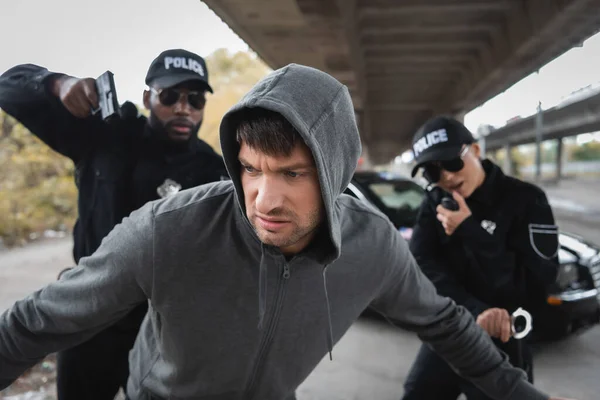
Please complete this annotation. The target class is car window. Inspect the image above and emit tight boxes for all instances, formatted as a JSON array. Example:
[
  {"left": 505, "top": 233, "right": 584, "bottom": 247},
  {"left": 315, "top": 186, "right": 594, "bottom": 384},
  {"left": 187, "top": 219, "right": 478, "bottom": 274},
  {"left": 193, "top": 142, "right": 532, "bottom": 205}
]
[{"left": 367, "top": 182, "right": 424, "bottom": 212}]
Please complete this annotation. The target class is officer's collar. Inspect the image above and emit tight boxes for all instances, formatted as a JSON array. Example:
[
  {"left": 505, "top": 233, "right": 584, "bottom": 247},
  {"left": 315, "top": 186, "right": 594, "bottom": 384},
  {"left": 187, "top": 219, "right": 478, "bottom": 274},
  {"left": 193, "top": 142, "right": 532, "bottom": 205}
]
[{"left": 468, "top": 159, "right": 502, "bottom": 205}]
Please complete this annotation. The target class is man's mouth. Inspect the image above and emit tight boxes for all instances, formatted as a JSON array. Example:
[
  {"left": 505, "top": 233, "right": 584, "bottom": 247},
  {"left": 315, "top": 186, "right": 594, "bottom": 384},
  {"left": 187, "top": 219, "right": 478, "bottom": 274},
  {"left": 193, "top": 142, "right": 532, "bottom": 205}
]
[
  {"left": 449, "top": 182, "right": 464, "bottom": 191},
  {"left": 171, "top": 124, "right": 192, "bottom": 134},
  {"left": 166, "top": 119, "right": 194, "bottom": 135},
  {"left": 256, "top": 215, "right": 290, "bottom": 231}
]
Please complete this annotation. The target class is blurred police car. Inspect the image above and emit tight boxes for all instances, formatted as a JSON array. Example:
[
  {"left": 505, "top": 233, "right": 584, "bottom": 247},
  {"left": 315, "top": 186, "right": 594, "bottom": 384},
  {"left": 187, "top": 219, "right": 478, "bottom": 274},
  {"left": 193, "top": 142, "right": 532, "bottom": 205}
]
[{"left": 345, "top": 171, "right": 600, "bottom": 340}]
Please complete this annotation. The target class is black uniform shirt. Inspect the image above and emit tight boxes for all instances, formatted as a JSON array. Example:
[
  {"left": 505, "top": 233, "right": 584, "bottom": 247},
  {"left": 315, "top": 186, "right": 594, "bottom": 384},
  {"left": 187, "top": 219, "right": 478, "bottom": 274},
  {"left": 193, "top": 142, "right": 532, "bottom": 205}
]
[{"left": 410, "top": 160, "right": 559, "bottom": 318}]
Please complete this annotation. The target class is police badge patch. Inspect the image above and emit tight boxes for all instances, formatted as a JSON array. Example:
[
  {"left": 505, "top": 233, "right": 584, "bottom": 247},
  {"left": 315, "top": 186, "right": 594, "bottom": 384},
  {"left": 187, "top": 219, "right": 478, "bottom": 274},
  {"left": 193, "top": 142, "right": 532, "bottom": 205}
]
[
  {"left": 528, "top": 223, "right": 559, "bottom": 260},
  {"left": 157, "top": 178, "right": 182, "bottom": 198},
  {"left": 481, "top": 220, "right": 497, "bottom": 235}
]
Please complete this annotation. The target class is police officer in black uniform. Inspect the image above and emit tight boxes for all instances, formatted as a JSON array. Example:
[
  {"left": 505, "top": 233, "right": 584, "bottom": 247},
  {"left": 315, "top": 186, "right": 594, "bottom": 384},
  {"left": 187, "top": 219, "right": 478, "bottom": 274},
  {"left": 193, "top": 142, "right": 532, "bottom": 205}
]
[
  {"left": 402, "top": 116, "right": 560, "bottom": 400},
  {"left": 0, "top": 49, "right": 227, "bottom": 400}
]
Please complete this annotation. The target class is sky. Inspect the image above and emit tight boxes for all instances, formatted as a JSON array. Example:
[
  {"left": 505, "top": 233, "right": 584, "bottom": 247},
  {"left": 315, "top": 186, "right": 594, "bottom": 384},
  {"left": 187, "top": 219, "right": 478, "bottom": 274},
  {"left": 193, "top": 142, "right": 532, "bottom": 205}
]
[
  {"left": 464, "top": 32, "right": 600, "bottom": 133},
  {"left": 0, "top": 0, "right": 249, "bottom": 105},
  {"left": 1, "top": 0, "right": 599, "bottom": 137}
]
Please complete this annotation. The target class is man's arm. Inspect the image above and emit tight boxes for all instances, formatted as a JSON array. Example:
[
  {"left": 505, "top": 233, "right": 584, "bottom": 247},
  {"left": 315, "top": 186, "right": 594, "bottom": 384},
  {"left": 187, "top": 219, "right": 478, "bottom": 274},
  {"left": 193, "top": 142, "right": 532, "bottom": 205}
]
[
  {"left": 370, "top": 222, "right": 549, "bottom": 400},
  {"left": 0, "top": 64, "right": 102, "bottom": 162},
  {"left": 410, "top": 201, "right": 490, "bottom": 318},
  {"left": 0, "top": 203, "right": 154, "bottom": 389}
]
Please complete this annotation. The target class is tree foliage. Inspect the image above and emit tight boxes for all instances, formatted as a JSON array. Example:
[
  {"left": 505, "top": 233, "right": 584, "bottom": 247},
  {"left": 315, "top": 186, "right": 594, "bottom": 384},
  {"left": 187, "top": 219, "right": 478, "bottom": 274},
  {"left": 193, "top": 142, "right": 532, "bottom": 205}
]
[
  {"left": 199, "top": 49, "right": 271, "bottom": 152},
  {"left": 571, "top": 141, "right": 600, "bottom": 161},
  {"left": 0, "top": 113, "right": 77, "bottom": 245}
]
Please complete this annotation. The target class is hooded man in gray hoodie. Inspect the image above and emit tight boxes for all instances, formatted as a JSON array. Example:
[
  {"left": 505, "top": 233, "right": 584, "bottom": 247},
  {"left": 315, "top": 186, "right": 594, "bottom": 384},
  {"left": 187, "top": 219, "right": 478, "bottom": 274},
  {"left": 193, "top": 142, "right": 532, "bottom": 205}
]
[{"left": 0, "top": 64, "right": 571, "bottom": 400}]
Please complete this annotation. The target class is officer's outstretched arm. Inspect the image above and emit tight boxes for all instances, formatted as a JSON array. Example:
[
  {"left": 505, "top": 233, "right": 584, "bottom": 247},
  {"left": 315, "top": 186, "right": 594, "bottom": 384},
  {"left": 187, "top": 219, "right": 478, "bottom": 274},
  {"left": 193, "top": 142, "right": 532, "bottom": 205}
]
[
  {"left": 0, "top": 64, "right": 102, "bottom": 163},
  {"left": 0, "top": 203, "right": 154, "bottom": 390}
]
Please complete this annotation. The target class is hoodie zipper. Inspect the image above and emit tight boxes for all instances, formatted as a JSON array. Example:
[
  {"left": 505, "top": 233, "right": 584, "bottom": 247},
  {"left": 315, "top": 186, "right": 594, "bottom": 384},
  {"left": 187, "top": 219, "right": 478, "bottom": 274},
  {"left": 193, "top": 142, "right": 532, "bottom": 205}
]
[{"left": 245, "top": 262, "right": 290, "bottom": 399}]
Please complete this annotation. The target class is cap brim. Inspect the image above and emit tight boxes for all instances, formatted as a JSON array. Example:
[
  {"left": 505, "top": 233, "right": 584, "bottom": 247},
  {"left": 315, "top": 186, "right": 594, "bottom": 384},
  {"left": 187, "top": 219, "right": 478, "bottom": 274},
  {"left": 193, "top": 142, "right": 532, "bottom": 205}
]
[
  {"left": 410, "top": 144, "right": 463, "bottom": 177},
  {"left": 151, "top": 74, "right": 213, "bottom": 93}
]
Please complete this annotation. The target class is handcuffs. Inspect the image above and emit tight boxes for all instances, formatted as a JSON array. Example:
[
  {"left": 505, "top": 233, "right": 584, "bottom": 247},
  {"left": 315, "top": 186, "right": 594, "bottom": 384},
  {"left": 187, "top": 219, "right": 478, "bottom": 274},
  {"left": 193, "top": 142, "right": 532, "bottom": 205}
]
[{"left": 511, "top": 307, "right": 533, "bottom": 339}]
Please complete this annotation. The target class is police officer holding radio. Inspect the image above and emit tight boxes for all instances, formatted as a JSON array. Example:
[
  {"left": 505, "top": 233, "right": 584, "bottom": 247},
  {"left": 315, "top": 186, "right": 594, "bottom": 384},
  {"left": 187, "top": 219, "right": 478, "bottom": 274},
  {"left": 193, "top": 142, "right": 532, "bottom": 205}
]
[
  {"left": 0, "top": 49, "right": 227, "bottom": 400},
  {"left": 402, "top": 116, "right": 560, "bottom": 400}
]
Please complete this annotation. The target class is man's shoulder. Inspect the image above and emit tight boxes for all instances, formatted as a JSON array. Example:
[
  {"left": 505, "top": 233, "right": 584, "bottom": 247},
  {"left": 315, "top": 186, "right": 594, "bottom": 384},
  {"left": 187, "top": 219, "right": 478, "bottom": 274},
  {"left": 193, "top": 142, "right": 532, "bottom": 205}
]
[
  {"left": 337, "top": 194, "right": 396, "bottom": 232},
  {"left": 501, "top": 175, "right": 548, "bottom": 203},
  {"left": 152, "top": 180, "right": 235, "bottom": 218},
  {"left": 193, "top": 137, "right": 220, "bottom": 155}
]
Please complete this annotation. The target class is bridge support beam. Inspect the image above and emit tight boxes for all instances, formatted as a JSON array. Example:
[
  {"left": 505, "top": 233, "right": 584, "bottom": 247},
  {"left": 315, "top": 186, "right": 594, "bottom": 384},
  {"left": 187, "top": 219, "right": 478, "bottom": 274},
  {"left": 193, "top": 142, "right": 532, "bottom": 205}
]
[
  {"left": 503, "top": 143, "right": 513, "bottom": 176},
  {"left": 556, "top": 137, "right": 564, "bottom": 181}
]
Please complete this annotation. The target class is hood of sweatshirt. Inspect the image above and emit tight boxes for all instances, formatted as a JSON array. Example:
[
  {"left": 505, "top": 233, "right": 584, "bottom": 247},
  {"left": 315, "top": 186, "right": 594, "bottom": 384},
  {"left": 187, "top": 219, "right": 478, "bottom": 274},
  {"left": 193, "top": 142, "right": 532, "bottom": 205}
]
[{"left": 220, "top": 63, "right": 362, "bottom": 264}]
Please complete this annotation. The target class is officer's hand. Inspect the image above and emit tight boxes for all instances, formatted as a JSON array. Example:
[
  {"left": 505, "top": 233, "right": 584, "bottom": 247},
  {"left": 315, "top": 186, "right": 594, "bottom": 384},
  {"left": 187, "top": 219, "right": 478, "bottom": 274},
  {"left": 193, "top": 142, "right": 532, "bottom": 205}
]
[
  {"left": 53, "top": 76, "right": 99, "bottom": 118},
  {"left": 476, "top": 308, "right": 512, "bottom": 343},
  {"left": 435, "top": 191, "right": 471, "bottom": 236}
]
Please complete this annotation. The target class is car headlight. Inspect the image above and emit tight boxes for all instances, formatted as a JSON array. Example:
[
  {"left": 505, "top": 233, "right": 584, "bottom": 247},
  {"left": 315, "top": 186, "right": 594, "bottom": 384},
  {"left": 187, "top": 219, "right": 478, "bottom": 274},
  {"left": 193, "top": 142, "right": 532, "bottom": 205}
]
[{"left": 555, "top": 263, "right": 579, "bottom": 289}]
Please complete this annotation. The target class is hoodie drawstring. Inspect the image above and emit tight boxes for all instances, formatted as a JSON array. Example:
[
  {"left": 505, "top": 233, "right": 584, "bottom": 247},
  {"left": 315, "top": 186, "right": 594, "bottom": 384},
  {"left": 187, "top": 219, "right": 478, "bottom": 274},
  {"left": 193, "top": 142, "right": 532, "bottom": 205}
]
[
  {"left": 258, "top": 243, "right": 268, "bottom": 329},
  {"left": 322, "top": 265, "right": 334, "bottom": 360}
]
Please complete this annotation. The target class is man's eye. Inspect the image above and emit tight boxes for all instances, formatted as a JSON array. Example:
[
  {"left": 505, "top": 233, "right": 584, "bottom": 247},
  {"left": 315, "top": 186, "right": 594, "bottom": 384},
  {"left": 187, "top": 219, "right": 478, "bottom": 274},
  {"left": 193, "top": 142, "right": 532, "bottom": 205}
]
[
  {"left": 243, "top": 165, "right": 256, "bottom": 173},
  {"left": 285, "top": 171, "right": 300, "bottom": 178}
]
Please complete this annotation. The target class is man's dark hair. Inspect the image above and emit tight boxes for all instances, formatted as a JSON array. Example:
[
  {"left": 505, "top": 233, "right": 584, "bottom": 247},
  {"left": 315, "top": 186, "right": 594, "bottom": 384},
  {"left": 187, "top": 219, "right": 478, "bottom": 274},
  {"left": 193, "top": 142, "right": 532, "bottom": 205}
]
[{"left": 236, "top": 108, "right": 302, "bottom": 156}]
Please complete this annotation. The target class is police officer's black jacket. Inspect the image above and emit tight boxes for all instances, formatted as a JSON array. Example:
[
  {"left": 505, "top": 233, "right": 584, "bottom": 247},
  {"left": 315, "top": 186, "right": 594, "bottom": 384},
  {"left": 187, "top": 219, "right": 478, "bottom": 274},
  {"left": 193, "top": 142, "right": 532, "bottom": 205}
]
[
  {"left": 410, "top": 159, "right": 560, "bottom": 319},
  {"left": 0, "top": 64, "right": 227, "bottom": 263}
]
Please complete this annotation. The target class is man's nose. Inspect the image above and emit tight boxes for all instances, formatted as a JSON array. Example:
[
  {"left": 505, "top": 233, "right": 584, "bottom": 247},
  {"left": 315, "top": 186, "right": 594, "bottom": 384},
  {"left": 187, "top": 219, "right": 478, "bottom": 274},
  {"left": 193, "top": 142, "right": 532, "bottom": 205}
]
[
  {"left": 173, "top": 95, "right": 191, "bottom": 115},
  {"left": 255, "top": 176, "right": 284, "bottom": 214},
  {"left": 440, "top": 169, "right": 456, "bottom": 183}
]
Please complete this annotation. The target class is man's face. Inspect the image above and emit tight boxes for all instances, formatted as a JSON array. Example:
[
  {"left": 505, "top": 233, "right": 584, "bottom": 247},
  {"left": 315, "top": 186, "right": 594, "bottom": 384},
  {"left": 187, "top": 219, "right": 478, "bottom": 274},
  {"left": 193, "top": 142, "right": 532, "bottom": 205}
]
[
  {"left": 143, "top": 81, "right": 207, "bottom": 142},
  {"left": 238, "top": 140, "right": 324, "bottom": 256},
  {"left": 436, "top": 143, "right": 485, "bottom": 198}
]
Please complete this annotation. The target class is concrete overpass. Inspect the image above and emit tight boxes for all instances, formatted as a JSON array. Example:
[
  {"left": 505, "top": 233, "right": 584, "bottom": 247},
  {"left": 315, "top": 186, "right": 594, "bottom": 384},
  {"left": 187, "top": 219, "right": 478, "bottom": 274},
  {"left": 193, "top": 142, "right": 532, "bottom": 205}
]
[
  {"left": 485, "top": 89, "right": 600, "bottom": 152},
  {"left": 203, "top": 0, "right": 600, "bottom": 164},
  {"left": 483, "top": 87, "right": 600, "bottom": 178}
]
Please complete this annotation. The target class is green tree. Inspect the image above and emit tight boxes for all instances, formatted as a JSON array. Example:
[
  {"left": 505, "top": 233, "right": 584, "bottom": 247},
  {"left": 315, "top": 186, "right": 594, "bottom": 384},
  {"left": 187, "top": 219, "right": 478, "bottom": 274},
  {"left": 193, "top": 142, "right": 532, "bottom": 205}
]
[
  {"left": 571, "top": 141, "right": 600, "bottom": 161},
  {"left": 200, "top": 49, "right": 271, "bottom": 152},
  {"left": 0, "top": 112, "right": 77, "bottom": 246}
]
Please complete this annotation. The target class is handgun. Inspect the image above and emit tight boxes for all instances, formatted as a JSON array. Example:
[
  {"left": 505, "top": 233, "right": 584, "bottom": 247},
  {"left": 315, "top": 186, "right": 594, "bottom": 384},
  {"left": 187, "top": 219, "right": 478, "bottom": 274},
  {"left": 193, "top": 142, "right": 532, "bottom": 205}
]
[{"left": 93, "top": 71, "right": 120, "bottom": 121}]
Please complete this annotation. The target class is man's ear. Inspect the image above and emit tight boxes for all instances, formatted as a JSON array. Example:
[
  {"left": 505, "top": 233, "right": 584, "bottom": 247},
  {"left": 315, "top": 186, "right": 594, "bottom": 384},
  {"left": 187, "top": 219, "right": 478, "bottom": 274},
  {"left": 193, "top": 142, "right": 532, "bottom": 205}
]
[
  {"left": 471, "top": 142, "right": 481, "bottom": 158},
  {"left": 143, "top": 90, "right": 151, "bottom": 110}
]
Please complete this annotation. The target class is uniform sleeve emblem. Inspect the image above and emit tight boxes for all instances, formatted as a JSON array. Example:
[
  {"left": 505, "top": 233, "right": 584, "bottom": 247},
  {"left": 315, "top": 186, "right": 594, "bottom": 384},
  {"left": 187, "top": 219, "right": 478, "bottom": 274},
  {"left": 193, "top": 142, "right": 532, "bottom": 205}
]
[{"left": 528, "top": 223, "right": 559, "bottom": 259}]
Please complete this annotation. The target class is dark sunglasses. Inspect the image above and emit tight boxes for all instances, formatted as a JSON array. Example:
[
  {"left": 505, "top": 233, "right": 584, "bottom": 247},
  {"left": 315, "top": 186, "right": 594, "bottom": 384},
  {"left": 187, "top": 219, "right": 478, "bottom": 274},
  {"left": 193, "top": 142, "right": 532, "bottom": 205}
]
[
  {"left": 150, "top": 88, "right": 206, "bottom": 110},
  {"left": 423, "top": 146, "right": 470, "bottom": 183}
]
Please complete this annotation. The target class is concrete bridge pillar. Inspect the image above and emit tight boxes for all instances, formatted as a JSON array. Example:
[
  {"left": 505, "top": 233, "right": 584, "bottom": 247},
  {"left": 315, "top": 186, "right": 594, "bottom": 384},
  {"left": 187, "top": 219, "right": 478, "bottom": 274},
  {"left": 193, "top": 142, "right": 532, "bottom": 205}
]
[
  {"left": 556, "top": 137, "right": 564, "bottom": 181},
  {"left": 503, "top": 143, "right": 513, "bottom": 176}
]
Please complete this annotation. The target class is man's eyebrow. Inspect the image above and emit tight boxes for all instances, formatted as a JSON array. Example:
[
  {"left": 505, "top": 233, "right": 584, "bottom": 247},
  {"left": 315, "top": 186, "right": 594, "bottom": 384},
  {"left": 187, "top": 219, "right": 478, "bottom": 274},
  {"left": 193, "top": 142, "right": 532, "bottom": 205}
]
[
  {"left": 237, "top": 157, "right": 315, "bottom": 171},
  {"left": 238, "top": 156, "right": 250, "bottom": 165},
  {"left": 275, "top": 162, "right": 315, "bottom": 171}
]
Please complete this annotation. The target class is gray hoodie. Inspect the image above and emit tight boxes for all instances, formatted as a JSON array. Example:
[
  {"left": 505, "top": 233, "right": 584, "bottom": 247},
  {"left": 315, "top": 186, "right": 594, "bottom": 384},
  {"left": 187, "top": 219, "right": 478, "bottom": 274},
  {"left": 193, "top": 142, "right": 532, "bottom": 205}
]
[{"left": 0, "top": 64, "right": 548, "bottom": 400}]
